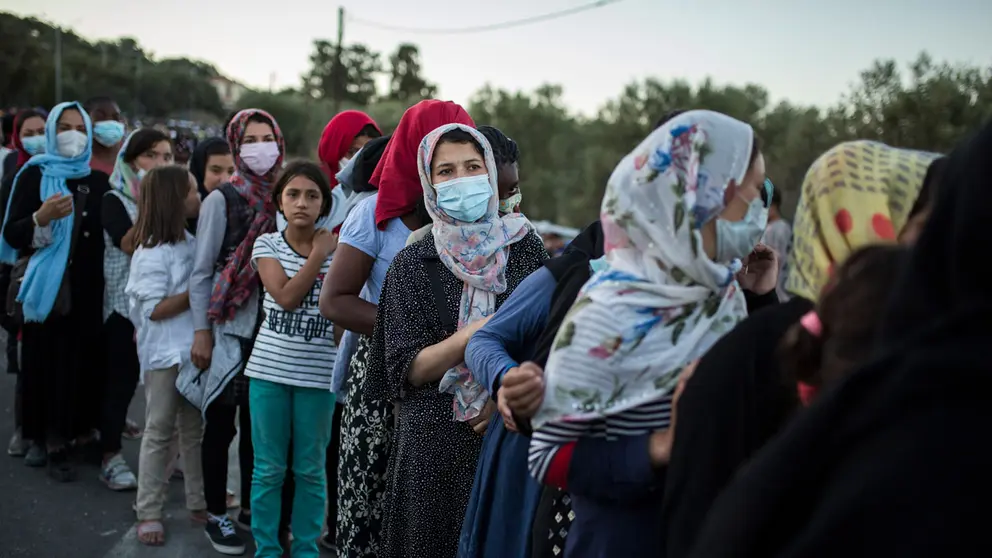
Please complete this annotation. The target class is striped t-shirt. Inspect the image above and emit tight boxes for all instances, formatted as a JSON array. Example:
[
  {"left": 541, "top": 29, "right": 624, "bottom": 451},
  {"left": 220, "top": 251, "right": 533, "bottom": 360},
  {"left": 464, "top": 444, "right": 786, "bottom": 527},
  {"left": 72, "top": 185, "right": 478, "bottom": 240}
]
[{"left": 245, "top": 232, "right": 336, "bottom": 389}]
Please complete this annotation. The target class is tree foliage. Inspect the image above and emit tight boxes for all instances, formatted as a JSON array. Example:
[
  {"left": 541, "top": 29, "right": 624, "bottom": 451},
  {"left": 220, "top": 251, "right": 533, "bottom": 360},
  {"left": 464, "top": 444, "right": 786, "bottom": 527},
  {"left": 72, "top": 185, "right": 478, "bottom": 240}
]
[
  {"left": 0, "top": 13, "right": 224, "bottom": 118},
  {"left": 3, "top": 12, "right": 990, "bottom": 226}
]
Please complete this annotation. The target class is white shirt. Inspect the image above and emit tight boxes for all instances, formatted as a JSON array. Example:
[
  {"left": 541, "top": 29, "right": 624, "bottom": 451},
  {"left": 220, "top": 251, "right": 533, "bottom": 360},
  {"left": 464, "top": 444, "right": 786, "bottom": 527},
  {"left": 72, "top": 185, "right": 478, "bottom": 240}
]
[
  {"left": 125, "top": 234, "right": 197, "bottom": 379},
  {"left": 245, "top": 232, "right": 336, "bottom": 389}
]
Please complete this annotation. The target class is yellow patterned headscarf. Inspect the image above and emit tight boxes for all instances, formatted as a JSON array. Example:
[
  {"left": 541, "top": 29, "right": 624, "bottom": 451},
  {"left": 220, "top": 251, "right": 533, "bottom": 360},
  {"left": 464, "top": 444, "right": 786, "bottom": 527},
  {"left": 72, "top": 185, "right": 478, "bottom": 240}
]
[{"left": 785, "top": 141, "right": 939, "bottom": 301}]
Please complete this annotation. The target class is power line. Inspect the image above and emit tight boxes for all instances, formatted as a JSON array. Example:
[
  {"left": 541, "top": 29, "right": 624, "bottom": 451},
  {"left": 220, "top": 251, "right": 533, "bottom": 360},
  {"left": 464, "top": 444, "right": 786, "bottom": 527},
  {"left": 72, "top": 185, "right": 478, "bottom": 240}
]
[{"left": 348, "top": 0, "right": 625, "bottom": 35}]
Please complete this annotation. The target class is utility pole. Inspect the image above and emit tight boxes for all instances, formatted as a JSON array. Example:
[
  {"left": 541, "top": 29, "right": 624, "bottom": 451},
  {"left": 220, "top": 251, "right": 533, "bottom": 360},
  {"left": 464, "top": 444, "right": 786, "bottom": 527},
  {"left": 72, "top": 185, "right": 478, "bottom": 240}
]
[
  {"left": 54, "top": 27, "right": 63, "bottom": 104},
  {"left": 333, "top": 6, "right": 345, "bottom": 114}
]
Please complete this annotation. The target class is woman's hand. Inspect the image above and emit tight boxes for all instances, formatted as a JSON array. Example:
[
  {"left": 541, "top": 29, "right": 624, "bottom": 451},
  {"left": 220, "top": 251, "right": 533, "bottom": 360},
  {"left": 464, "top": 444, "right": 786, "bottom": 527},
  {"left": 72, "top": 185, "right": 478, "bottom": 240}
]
[
  {"left": 469, "top": 399, "right": 498, "bottom": 435},
  {"left": 35, "top": 193, "right": 73, "bottom": 227},
  {"left": 191, "top": 330, "right": 213, "bottom": 371},
  {"left": 313, "top": 229, "right": 339, "bottom": 260},
  {"left": 501, "top": 362, "right": 545, "bottom": 419},
  {"left": 649, "top": 359, "right": 698, "bottom": 467},
  {"left": 736, "top": 243, "right": 779, "bottom": 295}
]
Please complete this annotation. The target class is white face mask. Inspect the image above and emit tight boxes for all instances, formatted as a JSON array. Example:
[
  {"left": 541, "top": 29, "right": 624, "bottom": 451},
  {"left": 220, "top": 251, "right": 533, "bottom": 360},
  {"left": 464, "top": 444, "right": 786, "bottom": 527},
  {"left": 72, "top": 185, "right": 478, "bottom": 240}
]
[
  {"left": 56, "top": 130, "right": 88, "bottom": 159},
  {"left": 240, "top": 141, "right": 280, "bottom": 175}
]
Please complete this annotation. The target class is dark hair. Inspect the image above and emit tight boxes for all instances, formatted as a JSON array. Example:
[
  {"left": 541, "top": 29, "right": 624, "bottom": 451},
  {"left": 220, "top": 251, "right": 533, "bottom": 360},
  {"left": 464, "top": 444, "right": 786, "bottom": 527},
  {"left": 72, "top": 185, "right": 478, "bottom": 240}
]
[
  {"left": 778, "top": 244, "right": 909, "bottom": 391},
  {"left": 272, "top": 160, "right": 333, "bottom": 219},
  {"left": 357, "top": 124, "right": 382, "bottom": 140},
  {"left": 907, "top": 156, "right": 947, "bottom": 220},
  {"left": 477, "top": 125, "right": 520, "bottom": 167},
  {"left": 653, "top": 109, "right": 687, "bottom": 130},
  {"left": 134, "top": 165, "right": 193, "bottom": 248},
  {"left": 770, "top": 187, "right": 782, "bottom": 209},
  {"left": 436, "top": 128, "right": 484, "bottom": 158},
  {"left": 123, "top": 129, "right": 172, "bottom": 164},
  {"left": 14, "top": 109, "right": 45, "bottom": 136},
  {"left": 203, "top": 140, "right": 231, "bottom": 159},
  {"left": 84, "top": 96, "right": 117, "bottom": 113},
  {"left": 2, "top": 113, "right": 15, "bottom": 140},
  {"left": 246, "top": 113, "right": 274, "bottom": 128}
]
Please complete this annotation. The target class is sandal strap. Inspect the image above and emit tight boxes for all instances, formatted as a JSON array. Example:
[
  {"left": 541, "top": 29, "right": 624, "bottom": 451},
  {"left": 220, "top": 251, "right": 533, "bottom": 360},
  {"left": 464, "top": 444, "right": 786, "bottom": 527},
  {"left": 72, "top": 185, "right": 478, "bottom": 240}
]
[{"left": 137, "top": 521, "right": 164, "bottom": 534}]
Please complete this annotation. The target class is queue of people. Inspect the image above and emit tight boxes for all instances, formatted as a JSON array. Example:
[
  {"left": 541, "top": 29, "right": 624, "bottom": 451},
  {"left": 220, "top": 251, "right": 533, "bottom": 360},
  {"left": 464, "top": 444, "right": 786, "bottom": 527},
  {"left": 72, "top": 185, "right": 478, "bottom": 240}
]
[{"left": 0, "top": 91, "right": 987, "bottom": 558}]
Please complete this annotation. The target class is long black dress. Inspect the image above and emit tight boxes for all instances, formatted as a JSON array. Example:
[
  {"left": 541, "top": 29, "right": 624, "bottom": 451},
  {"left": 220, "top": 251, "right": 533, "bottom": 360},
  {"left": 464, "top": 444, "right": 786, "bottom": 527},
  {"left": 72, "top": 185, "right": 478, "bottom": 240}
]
[
  {"left": 369, "top": 230, "right": 547, "bottom": 558},
  {"left": 3, "top": 165, "right": 109, "bottom": 447}
]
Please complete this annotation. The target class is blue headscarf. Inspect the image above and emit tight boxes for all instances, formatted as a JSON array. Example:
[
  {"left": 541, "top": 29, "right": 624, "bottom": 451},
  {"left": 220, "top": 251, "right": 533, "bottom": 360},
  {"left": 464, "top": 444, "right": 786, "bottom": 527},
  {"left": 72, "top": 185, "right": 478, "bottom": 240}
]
[{"left": 0, "top": 101, "right": 93, "bottom": 322}]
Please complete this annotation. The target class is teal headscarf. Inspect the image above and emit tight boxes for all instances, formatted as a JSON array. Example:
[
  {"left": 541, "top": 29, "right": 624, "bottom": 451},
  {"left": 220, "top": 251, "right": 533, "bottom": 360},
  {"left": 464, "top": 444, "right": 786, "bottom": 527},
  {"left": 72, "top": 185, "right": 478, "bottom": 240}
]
[{"left": 0, "top": 101, "right": 93, "bottom": 322}]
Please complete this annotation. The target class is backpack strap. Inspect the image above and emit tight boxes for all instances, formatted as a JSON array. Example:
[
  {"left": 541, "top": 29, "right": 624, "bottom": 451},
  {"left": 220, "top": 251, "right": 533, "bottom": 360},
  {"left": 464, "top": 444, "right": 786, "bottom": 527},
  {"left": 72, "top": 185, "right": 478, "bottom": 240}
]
[{"left": 423, "top": 256, "right": 456, "bottom": 335}]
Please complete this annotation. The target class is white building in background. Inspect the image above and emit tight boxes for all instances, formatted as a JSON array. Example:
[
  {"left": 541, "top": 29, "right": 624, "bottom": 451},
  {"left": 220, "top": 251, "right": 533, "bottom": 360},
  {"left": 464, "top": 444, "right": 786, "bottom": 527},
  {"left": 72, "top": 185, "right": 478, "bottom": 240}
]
[{"left": 210, "top": 76, "right": 248, "bottom": 110}]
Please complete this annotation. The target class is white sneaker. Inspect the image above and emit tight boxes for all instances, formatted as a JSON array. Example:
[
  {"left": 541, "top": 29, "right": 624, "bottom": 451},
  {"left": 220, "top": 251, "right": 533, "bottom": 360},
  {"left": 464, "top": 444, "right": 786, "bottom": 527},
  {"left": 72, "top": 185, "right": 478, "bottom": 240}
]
[{"left": 100, "top": 454, "right": 137, "bottom": 491}]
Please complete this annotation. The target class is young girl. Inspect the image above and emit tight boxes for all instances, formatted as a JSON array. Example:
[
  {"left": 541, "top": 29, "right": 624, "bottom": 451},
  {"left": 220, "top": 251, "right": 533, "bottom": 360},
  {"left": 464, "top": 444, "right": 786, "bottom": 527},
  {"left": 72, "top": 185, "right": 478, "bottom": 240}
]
[
  {"left": 125, "top": 164, "right": 205, "bottom": 546},
  {"left": 246, "top": 160, "right": 338, "bottom": 557},
  {"left": 779, "top": 244, "right": 909, "bottom": 405}
]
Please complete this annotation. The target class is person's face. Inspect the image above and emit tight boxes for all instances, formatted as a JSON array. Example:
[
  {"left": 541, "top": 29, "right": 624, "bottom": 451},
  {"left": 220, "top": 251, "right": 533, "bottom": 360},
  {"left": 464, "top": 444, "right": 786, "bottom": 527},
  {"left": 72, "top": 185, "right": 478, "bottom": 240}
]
[
  {"left": 242, "top": 121, "right": 275, "bottom": 145},
  {"left": 431, "top": 141, "right": 488, "bottom": 185},
  {"left": 89, "top": 101, "right": 123, "bottom": 123},
  {"left": 279, "top": 175, "right": 324, "bottom": 227},
  {"left": 18, "top": 116, "right": 45, "bottom": 140},
  {"left": 719, "top": 152, "right": 766, "bottom": 222},
  {"left": 203, "top": 153, "right": 235, "bottom": 193},
  {"left": 345, "top": 134, "right": 372, "bottom": 160},
  {"left": 134, "top": 140, "right": 174, "bottom": 172},
  {"left": 497, "top": 162, "right": 520, "bottom": 200},
  {"left": 184, "top": 174, "right": 202, "bottom": 219},
  {"left": 56, "top": 109, "right": 86, "bottom": 134}
]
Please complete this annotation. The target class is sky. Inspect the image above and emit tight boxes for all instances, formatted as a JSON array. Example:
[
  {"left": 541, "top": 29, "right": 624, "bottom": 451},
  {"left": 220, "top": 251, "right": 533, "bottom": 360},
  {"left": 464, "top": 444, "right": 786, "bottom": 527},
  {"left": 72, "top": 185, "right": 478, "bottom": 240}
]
[{"left": 5, "top": 0, "right": 992, "bottom": 115}]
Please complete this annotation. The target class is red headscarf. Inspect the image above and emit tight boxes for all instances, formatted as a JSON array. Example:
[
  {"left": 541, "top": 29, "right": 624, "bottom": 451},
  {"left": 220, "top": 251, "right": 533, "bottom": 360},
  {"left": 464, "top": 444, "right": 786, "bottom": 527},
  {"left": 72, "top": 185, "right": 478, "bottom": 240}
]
[
  {"left": 318, "top": 110, "right": 380, "bottom": 187},
  {"left": 372, "top": 100, "right": 475, "bottom": 230}
]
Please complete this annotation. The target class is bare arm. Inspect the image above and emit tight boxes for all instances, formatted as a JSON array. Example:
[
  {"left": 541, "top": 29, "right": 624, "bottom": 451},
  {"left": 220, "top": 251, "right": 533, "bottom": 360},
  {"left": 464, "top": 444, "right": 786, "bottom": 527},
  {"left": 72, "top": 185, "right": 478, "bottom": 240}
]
[
  {"left": 150, "top": 292, "right": 190, "bottom": 321},
  {"left": 257, "top": 252, "right": 328, "bottom": 311},
  {"left": 320, "top": 243, "right": 377, "bottom": 335},
  {"left": 408, "top": 317, "right": 491, "bottom": 387}
]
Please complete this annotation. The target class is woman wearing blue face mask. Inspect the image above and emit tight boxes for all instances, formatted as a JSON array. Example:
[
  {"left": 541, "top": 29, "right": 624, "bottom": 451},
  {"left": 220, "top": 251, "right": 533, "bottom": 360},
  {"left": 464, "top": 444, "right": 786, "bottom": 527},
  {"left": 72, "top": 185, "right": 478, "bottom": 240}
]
[
  {"left": 0, "top": 101, "right": 111, "bottom": 481},
  {"left": 98, "top": 128, "right": 174, "bottom": 491},
  {"left": 363, "top": 124, "right": 547, "bottom": 558},
  {"left": 2, "top": 108, "right": 47, "bottom": 457},
  {"left": 86, "top": 96, "right": 127, "bottom": 177}
]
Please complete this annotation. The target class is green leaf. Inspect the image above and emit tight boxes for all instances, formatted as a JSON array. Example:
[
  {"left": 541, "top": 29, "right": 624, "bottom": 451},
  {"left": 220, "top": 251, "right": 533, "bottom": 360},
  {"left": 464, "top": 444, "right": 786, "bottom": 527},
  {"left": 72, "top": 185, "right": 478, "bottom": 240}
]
[
  {"left": 554, "top": 322, "right": 575, "bottom": 351},
  {"left": 671, "top": 267, "right": 687, "bottom": 283}
]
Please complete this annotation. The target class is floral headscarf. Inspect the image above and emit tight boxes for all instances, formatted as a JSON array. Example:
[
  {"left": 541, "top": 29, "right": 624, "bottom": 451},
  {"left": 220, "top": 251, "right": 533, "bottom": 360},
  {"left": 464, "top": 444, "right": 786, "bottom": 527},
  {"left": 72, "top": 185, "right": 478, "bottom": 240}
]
[
  {"left": 109, "top": 130, "right": 141, "bottom": 201},
  {"left": 207, "top": 108, "right": 284, "bottom": 323},
  {"left": 532, "top": 110, "right": 755, "bottom": 430},
  {"left": 418, "top": 123, "right": 533, "bottom": 421},
  {"left": 785, "top": 141, "right": 939, "bottom": 301}
]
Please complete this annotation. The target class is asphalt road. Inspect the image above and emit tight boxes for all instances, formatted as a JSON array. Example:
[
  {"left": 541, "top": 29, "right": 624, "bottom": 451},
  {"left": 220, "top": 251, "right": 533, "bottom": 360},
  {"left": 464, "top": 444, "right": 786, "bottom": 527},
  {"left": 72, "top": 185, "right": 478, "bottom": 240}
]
[{"left": 0, "top": 332, "right": 282, "bottom": 558}]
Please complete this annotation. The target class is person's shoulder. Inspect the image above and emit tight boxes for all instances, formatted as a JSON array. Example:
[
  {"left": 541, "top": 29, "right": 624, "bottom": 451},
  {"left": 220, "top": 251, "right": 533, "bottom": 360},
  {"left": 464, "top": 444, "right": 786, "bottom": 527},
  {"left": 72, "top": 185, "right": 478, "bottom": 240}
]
[
  {"left": 390, "top": 236, "right": 434, "bottom": 271},
  {"left": 254, "top": 231, "right": 284, "bottom": 250}
]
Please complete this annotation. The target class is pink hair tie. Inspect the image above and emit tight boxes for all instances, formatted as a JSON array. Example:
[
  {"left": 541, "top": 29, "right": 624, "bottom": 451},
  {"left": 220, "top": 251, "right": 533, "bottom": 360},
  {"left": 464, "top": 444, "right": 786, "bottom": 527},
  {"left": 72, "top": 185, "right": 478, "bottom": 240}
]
[
  {"left": 800, "top": 311, "right": 822, "bottom": 337},
  {"left": 797, "top": 381, "right": 819, "bottom": 407}
]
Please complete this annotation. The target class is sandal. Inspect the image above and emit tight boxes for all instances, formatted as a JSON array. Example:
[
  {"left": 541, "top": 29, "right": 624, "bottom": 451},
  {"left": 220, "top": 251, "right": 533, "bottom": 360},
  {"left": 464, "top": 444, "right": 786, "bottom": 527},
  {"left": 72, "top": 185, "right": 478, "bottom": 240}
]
[{"left": 137, "top": 520, "right": 165, "bottom": 546}]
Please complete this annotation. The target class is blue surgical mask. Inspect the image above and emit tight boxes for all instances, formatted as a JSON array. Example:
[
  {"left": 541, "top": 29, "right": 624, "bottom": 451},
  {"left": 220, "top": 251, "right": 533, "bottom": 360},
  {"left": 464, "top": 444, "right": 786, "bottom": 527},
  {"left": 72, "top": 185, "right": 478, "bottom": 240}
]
[
  {"left": 136, "top": 167, "right": 148, "bottom": 182},
  {"left": 589, "top": 256, "right": 608, "bottom": 274},
  {"left": 715, "top": 193, "right": 769, "bottom": 262},
  {"left": 93, "top": 120, "right": 126, "bottom": 148},
  {"left": 21, "top": 136, "right": 46, "bottom": 156},
  {"left": 434, "top": 175, "right": 493, "bottom": 223}
]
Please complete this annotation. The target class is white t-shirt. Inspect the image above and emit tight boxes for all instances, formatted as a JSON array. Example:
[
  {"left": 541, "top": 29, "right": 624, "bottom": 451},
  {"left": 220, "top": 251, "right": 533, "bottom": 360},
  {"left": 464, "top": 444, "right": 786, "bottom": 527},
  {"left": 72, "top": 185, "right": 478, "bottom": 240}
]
[
  {"left": 245, "top": 231, "right": 336, "bottom": 389},
  {"left": 125, "top": 234, "right": 197, "bottom": 379}
]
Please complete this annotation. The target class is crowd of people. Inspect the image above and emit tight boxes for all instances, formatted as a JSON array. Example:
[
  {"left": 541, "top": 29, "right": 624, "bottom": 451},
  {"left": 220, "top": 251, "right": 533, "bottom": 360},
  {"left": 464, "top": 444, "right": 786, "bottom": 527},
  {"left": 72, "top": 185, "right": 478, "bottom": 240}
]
[{"left": 0, "top": 91, "right": 986, "bottom": 558}]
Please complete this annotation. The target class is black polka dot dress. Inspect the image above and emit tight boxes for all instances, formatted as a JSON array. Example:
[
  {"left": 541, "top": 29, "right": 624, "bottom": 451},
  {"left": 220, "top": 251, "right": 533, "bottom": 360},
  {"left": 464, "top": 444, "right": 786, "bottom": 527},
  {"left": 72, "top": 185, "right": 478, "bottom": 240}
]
[{"left": 364, "top": 230, "right": 547, "bottom": 558}]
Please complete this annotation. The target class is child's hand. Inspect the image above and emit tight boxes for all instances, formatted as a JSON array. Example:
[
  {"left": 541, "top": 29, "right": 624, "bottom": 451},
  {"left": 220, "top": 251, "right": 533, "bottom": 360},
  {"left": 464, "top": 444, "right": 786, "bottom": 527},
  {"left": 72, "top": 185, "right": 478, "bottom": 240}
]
[{"left": 313, "top": 229, "right": 339, "bottom": 259}]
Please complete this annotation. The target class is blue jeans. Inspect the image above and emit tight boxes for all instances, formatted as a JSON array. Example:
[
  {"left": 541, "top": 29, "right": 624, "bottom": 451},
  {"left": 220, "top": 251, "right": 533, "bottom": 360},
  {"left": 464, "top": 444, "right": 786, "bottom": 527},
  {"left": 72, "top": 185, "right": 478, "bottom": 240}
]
[{"left": 249, "top": 379, "right": 336, "bottom": 558}]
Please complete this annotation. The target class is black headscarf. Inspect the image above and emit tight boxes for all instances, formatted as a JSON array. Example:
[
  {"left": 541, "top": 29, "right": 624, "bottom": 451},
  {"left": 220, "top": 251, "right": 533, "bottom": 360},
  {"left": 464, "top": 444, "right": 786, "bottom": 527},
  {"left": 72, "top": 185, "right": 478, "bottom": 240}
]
[
  {"left": 686, "top": 121, "right": 992, "bottom": 558},
  {"left": 189, "top": 137, "right": 228, "bottom": 199},
  {"left": 349, "top": 134, "right": 390, "bottom": 194}
]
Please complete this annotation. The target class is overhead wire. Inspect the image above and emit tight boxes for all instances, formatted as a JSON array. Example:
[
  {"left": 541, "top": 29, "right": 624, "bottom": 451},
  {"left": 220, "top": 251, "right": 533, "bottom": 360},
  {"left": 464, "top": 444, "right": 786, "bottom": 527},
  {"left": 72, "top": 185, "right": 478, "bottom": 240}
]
[{"left": 347, "top": 0, "right": 625, "bottom": 34}]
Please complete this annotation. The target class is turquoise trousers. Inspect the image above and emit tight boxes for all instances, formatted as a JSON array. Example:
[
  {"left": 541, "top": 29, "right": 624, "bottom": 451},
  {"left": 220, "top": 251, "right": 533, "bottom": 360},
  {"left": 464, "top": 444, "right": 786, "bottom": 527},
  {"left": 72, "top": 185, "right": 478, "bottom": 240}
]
[{"left": 249, "top": 378, "right": 336, "bottom": 558}]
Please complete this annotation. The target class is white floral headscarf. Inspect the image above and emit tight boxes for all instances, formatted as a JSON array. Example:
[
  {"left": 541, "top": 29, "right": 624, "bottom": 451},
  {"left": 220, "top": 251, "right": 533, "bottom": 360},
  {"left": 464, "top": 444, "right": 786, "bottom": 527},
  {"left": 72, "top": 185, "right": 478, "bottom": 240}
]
[
  {"left": 418, "top": 123, "right": 533, "bottom": 421},
  {"left": 532, "top": 110, "right": 755, "bottom": 429}
]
